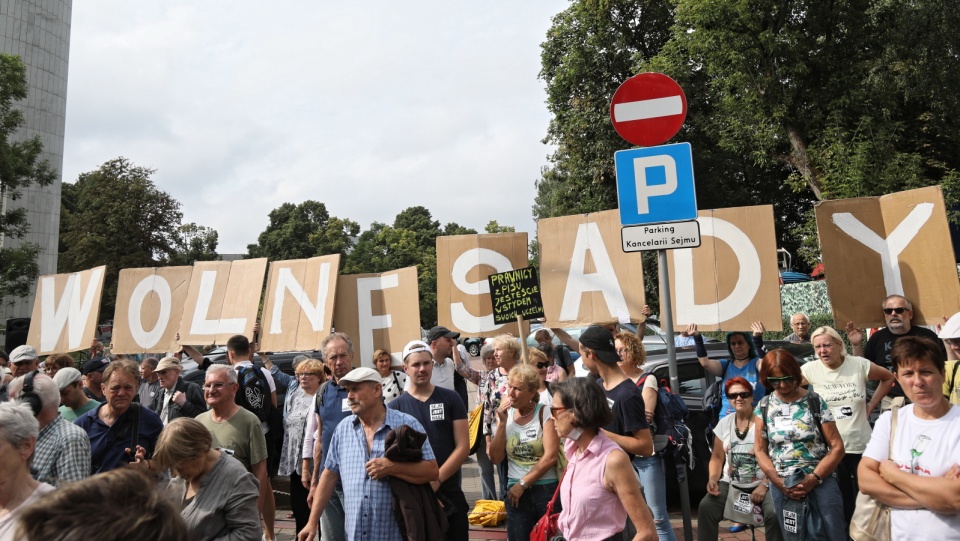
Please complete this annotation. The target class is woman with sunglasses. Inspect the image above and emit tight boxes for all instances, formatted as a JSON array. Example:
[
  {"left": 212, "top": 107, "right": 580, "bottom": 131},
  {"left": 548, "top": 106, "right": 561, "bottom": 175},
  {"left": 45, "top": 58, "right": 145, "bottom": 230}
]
[
  {"left": 698, "top": 377, "right": 781, "bottom": 541},
  {"left": 800, "top": 326, "right": 894, "bottom": 526},
  {"left": 529, "top": 348, "right": 554, "bottom": 405},
  {"left": 755, "top": 350, "right": 846, "bottom": 540}
]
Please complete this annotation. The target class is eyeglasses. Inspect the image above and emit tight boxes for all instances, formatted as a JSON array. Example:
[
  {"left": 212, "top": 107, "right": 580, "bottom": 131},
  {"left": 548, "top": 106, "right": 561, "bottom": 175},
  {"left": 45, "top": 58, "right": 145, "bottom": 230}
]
[
  {"left": 726, "top": 391, "right": 753, "bottom": 400},
  {"left": 549, "top": 406, "right": 568, "bottom": 416},
  {"left": 296, "top": 372, "right": 322, "bottom": 379},
  {"left": 536, "top": 362, "right": 550, "bottom": 369},
  {"left": 766, "top": 376, "right": 795, "bottom": 386},
  {"left": 203, "top": 382, "right": 228, "bottom": 390},
  {"left": 883, "top": 307, "right": 907, "bottom": 315}
]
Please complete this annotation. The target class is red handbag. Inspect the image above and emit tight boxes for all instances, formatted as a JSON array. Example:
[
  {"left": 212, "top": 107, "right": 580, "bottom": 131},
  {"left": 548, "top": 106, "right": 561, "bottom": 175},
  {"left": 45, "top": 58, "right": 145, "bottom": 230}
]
[{"left": 530, "top": 468, "right": 567, "bottom": 541}]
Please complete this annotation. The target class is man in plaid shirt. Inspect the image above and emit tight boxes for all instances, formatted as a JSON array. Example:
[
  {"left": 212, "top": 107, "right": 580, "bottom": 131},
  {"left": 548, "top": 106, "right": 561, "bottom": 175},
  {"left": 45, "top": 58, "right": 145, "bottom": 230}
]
[{"left": 9, "top": 372, "right": 91, "bottom": 486}]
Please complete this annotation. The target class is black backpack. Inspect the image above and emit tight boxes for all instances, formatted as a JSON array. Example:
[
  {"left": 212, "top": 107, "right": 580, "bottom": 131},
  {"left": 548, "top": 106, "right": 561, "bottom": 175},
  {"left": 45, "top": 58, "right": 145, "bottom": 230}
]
[
  {"left": 637, "top": 373, "right": 694, "bottom": 479},
  {"left": 236, "top": 365, "right": 271, "bottom": 422}
]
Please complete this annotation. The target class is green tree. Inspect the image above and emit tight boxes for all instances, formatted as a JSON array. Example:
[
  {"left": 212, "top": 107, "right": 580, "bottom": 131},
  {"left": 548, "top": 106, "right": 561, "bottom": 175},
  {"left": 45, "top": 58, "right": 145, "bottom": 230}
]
[
  {"left": 58, "top": 158, "right": 185, "bottom": 316},
  {"left": 484, "top": 220, "right": 516, "bottom": 234},
  {"left": 166, "top": 223, "right": 220, "bottom": 265},
  {"left": 246, "top": 200, "right": 360, "bottom": 262},
  {"left": 0, "top": 54, "right": 56, "bottom": 300}
]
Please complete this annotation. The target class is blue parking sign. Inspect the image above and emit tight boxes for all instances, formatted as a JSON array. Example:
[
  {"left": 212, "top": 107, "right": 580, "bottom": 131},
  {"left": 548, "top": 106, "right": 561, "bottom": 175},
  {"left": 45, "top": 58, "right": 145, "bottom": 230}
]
[{"left": 615, "top": 142, "right": 697, "bottom": 226}]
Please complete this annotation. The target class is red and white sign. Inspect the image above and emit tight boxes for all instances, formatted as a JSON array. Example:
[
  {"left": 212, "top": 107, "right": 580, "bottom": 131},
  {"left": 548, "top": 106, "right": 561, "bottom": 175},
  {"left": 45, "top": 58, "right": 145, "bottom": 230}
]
[{"left": 610, "top": 73, "right": 687, "bottom": 147}]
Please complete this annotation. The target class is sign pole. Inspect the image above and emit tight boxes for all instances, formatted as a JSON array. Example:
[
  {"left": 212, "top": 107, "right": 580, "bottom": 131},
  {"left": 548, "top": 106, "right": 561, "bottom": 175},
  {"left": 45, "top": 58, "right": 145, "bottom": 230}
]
[
  {"left": 517, "top": 314, "right": 529, "bottom": 364},
  {"left": 658, "top": 248, "right": 693, "bottom": 541}
]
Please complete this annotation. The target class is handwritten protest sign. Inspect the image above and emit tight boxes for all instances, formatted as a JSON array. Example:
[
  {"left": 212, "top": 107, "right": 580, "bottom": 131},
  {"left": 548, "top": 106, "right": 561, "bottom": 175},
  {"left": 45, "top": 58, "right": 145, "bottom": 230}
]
[{"left": 487, "top": 267, "right": 545, "bottom": 325}]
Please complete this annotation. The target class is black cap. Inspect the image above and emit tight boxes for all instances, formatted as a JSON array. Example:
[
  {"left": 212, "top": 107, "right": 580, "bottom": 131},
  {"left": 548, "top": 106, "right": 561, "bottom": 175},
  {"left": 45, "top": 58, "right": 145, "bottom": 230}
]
[
  {"left": 426, "top": 326, "right": 460, "bottom": 343},
  {"left": 81, "top": 357, "right": 110, "bottom": 376},
  {"left": 578, "top": 326, "right": 620, "bottom": 364}
]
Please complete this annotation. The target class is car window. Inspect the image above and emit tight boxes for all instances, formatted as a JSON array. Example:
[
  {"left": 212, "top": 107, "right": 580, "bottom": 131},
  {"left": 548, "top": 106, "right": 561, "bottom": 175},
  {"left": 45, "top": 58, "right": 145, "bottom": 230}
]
[{"left": 655, "top": 362, "right": 706, "bottom": 397}]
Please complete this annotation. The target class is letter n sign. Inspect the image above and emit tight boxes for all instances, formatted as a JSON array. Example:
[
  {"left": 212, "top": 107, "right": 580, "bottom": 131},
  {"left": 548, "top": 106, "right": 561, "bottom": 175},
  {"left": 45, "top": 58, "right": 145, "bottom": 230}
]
[{"left": 615, "top": 142, "right": 698, "bottom": 226}]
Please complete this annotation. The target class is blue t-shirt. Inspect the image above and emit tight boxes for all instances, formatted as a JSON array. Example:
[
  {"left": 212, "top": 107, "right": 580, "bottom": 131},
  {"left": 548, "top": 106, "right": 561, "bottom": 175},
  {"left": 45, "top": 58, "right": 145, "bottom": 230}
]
[
  {"left": 74, "top": 403, "right": 163, "bottom": 474},
  {"left": 388, "top": 386, "right": 467, "bottom": 471},
  {"left": 602, "top": 379, "right": 650, "bottom": 459},
  {"left": 718, "top": 358, "right": 766, "bottom": 418}
]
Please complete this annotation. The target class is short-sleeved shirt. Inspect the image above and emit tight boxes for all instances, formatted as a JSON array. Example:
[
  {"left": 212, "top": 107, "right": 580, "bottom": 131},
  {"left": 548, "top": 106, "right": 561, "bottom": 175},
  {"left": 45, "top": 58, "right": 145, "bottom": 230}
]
[
  {"left": 602, "top": 379, "right": 650, "bottom": 459},
  {"left": 32, "top": 416, "right": 91, "bottom": 486},
  {"left": 388, "top": 386, "right": 466, "bottom": 470},
  {"left": 324, "top": 408, "right": 436, "bottom": 541},
  {"left": 863, "top": 404, "right": 960, "bottom": 539},
  {"left": 863, "top": 326, "right": 944, "bottom": 398},
  {"left": 75, "top": 403, "right": 163, "bottom": 474},
  {"left": 718, "top": 358, "right": 766, "bottom": 418},
  {"left": 59, "top": 399, "right": 99, "bottom": 422},
  {"left": 381, "top": 371, "right": 408, "bottom": 405},
  {"left": 482, "top": 368, "right": 510, "bottom": 437},
  {"left": 197, "top": 407, "right": 268, "bottom": 470},
  {"left": 755, "top": 392, "right": 834, "bottom": 476},
  {"left": 315, "top": 379, "right": 352, "bottom": 466},
  {"left": 714, "top": 412, "right": 763, "bottom": 487},
  {"left": 801, "top": 355, "right": 873, "bottom": 453}
]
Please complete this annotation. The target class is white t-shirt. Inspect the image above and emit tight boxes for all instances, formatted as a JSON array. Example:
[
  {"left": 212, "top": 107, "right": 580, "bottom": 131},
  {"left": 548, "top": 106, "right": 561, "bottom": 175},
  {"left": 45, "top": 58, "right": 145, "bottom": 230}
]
[
  {"left": 0, "top": 483, "right": 54, "bottom": 541},
  {"left": 863, "top": 404, "right": 960, "bottom": 539},
  {"left": 801, "top": 355, "right": 873, "bottom": 453},
  {"left": 714, "top": 412, "right": 764, "bottom": 488}
]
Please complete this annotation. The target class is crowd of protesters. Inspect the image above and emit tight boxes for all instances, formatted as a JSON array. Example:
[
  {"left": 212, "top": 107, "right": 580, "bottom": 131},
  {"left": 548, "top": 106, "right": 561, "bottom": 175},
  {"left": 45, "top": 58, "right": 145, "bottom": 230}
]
[{"left": 1, "top": 292, "right": 960, "bottom": 540}]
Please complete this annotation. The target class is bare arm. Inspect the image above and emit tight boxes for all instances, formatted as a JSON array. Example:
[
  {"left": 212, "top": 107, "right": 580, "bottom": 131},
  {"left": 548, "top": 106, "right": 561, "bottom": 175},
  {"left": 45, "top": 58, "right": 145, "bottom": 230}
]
[
  {"left": 298, "top": 468, "right": 339, "bottom": 541},
  {"left": 601, "top": 427, "right": 654, "bottom": 458},
  {"left": 641, "top": 385, "right": 657, "bottom": 424},
  {"left": 488, "top": 405, "right": 509, "bottom": 464},
  {"left": 858, "top": 457, "right": 924, "bottom": 509},
  {"left": 550, "top": 327, "right": 580, "bottom": 352},
  {"left": 866, "top": 362, "right": 896, "bottom": 414},
  {"left": 753, "top": 414, "right": 781, "bottom": 489},
  {"left": 438, "top": 418, "right": 470, "bottom": 484},
  {"left": 688, "top": 324, "right": 722, "bottom": 375},
  {"left": 845, "top": 322, "right": 865, "bottom": 357},
  {"left": 706, "top": 435, "right": 726, "bottom": 495},
  {"left": 452, "top": 346, "right": 481, "bottom": 385},
  {"left": 604, "top": 449, "right": 657, "bottom": 541}
]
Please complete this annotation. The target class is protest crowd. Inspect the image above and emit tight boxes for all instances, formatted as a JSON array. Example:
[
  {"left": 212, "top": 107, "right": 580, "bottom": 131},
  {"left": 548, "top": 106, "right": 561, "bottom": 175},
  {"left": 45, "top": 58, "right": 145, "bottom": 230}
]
[{"left": 1, "top": 288, "right": 960, "bottom": 541}]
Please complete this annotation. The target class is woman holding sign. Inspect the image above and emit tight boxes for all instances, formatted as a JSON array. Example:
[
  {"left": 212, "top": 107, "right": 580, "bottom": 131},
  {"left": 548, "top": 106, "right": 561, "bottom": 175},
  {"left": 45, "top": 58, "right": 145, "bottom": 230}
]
[{"left": 690, "top": 323, "right": 766, "bottom": 419}]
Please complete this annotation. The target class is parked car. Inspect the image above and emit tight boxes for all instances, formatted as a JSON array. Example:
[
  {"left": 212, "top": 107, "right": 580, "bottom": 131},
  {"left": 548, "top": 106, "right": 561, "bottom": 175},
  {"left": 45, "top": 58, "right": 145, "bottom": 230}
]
[{"left": 636, "top": 340, "right": 815, "bottom": 502}]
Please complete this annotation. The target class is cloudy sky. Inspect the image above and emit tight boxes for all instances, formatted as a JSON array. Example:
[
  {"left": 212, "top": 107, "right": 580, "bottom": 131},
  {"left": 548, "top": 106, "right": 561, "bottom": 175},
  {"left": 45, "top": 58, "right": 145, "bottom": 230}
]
[{"left": 63, "top": 1, "right": 569, "bottom": 254}]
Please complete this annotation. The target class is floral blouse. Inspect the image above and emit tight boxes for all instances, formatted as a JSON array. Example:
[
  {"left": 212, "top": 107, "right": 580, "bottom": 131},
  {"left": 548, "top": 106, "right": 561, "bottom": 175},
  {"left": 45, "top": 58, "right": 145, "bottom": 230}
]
[{"left": 756, "top": 392, "right": 834, "bottom": 476}]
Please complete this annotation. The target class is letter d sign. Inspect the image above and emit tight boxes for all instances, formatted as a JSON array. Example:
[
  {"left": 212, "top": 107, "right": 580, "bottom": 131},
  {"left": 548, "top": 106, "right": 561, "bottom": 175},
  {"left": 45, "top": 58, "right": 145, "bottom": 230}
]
[{"left": 615, "top": 142, "right": 698, "bottom": 226}]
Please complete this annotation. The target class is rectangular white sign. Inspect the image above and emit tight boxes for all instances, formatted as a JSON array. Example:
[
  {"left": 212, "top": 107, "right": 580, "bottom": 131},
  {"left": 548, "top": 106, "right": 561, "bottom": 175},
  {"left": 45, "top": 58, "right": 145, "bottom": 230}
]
[{"left": 622, "top": 220, "right": 701, "bottom": 252}]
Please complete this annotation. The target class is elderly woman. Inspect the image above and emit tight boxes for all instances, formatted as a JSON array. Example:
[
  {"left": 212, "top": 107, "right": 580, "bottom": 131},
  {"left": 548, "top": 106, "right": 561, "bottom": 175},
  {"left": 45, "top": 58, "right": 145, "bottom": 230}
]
[
  {"left": 551, "top": 377, "right": 657, "bottom": 541},
  {"left": 490, "top": 363, "right": 559, "bottom": 541},
  {"left": 483, "top": 334, "right": 522, "bottom": 499},
  {"left": 800, "top": 326, "right": 895, "bottom": 525},
  {"left": 152, "top": 417, "right": 260, "bottom": 541},
  {"left": 755, "top": 349, "right": 846, "bottom": 540},
  {"left": 279, "top": 359, "right": 325, "bottom": 533},
  {"left": 455, "top": 343, "right": 501, "bottom": 500},
  {"left": 858, "top": 336, "right": 960, "bottom": 538},
  {"left": 373, "top": 349, "right": 407, "bottom": 404},
  {"left": 74, "top": 359, "right": 164, "bottom": 473},
  {"left": 698, "top": 377, "right": 781, "bottom": 541},
  {"left": 0, "top": 402, "right": 55, "bottom": 540},
  {"left": 615, "top": 331, "right": 676, "bottom": 541}
]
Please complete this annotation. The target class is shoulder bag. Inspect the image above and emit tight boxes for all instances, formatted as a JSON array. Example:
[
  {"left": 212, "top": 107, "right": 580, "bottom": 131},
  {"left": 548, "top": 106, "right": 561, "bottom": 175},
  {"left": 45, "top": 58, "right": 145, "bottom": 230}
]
[
  {"left": 849, "top": 406, "right": 900, "bottom": 541},
  {"left": 530, "top": 466, "right": 567, "bottom": 541}
]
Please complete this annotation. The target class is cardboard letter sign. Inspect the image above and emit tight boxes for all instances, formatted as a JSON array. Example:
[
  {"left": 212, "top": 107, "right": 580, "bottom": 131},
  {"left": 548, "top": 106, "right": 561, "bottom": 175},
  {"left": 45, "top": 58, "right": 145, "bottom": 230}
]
[
  {"left": 538, "top": 209, "right": 645, "bottom": 326},
  {"left": 436, "top": 233, "right": 529, "bottom": 337},
  {"left": 815, "top": 186, "right": 960, "bottom": 327},
  {"left": 27, "top": 266, "right": 106, "bottom": 354},
  {"left": 666, "top": 205, "right": 782, "bottom": 331},
  {"left": 111, "top": 267, "right": 193, "bottom": 354},
  {"left": 333, "top": 267, "right": 421, "bottom": 368},
  {"left": 488, "top": 267, "right": 545, "bottom": 325},
  {"left": 179, "top": 259, "right": 268, "bottom": 345},
  {"left": 260, "top": 255, "right": 341, "bottom": 352}
]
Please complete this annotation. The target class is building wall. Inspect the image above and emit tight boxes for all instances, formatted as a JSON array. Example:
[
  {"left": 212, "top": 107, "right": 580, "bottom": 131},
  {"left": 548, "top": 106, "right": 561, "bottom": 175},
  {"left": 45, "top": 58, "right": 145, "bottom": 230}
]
[{"left": 0, "top": 0, "right": 72, "bottom": 323}]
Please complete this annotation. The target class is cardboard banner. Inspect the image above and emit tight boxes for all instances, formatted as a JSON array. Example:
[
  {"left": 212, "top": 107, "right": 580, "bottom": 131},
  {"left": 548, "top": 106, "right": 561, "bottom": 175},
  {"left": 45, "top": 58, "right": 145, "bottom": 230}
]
[
  {"left": 436, "top": 233, "right": 529, "bottom": 338},
  {"left": 538, "top": 209, "right": 646, "bottom": 326},
  {"left": 333, "top": 266, "right": 421, "bottom": 368},
  {"left": 815, "top": 186, "right": 960, "bottom": 327},
  {"left": 111, "top": 267, "right": 193, "bottom": 354},
  {"left": 666, "top": 205, "right": 782, "bottom": 331},
  {"left": 178, "top": 259, "right": 268, "bottom": 345},
  {"left": 260, "top": 255, "right": 341, "bottom": 352},
  {"left": 27, "top": 266, "right": 106, "bottom": 355},
  {"left": 488, "top": 267, "right": 545, "bottom": 325}
]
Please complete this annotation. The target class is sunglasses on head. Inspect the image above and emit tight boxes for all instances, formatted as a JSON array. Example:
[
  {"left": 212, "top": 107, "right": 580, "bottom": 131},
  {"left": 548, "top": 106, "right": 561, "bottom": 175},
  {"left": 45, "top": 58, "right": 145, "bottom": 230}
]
[
  {"left": 536, "top": 362, "right": 550, "bottom": 369},
  {"left": 726, "top": 391, "right": 753, "bottom": 400},
  {"left": 766, "top": 376, "right": 795, "bottom": 385},
  {"left": 883, "top": 307, "right": 907, "bottom": 315}
]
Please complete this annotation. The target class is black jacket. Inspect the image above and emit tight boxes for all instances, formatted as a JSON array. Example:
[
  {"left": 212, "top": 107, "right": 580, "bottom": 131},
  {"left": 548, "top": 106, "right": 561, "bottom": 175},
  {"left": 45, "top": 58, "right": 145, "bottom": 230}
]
[{"left": 150, "top": 377, "right": 206, "bottom": 420}]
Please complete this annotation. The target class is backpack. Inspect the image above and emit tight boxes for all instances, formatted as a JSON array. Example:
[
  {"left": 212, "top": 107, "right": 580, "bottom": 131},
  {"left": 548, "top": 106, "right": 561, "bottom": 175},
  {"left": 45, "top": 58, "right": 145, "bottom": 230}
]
[
  {"left": 702, "top": 361, "right": 731, "bottom": 418},
  {"left": 236, "top": 365, "right": 272, "bottom": 422},
  {"left": 637, "top": 373, "right": 694, "bottom": 480}
]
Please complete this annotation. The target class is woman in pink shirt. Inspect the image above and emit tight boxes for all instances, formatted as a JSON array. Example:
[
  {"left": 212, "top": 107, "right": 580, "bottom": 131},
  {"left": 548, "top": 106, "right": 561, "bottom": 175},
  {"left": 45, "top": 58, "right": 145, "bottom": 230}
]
[{"left": 550, "top": 378, "right": 657, "bottom": 541}]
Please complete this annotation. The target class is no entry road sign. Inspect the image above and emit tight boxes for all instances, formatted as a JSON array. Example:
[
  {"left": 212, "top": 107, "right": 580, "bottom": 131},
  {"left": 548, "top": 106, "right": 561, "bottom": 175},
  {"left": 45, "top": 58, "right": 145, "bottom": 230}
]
[{"left": 610, "top": 73, "right": 687, "bottom": 147}]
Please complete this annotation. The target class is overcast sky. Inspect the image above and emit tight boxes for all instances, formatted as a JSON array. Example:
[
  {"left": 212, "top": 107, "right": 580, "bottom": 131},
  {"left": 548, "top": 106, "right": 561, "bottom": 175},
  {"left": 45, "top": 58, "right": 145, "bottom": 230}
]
[{"left": 63, "top": 1, "right": 569, "bottom": 254}]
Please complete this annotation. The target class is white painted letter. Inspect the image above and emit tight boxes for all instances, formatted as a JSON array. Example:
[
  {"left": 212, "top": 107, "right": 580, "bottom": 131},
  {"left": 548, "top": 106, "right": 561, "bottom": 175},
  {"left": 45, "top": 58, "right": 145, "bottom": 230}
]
[
  {"left": 40, "top": 267, "right": 105, "bottom": 351},
  {"left": 450, "top": 248, "right": 513, "bottom": 333},
  {"left": 634, "top": 155, "right": 678, "bottom": 214},
  {"left": 357, "top": 274, "right": 399, "bottom": 367},
  {"left": 268, "top": 264, "right": 332, "bottom": 334},
  {"left": 831, "top": 204, "right": 933, "bottom": 296},
  {"left": 559, "top": 223, "right": 629, "bottom": 321},
  {"left": 128, "top": 274, "right": 172, "bottom": 349},
  {"left": 189, "top": 271, "right": 246, "bottom": 335},
  {"left": 674, "top": 217, "right": 762, "bottom": 324}
]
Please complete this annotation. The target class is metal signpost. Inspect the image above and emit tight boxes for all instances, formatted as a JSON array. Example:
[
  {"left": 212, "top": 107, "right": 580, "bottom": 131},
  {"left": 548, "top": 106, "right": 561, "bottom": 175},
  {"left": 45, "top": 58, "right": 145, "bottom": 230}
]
[{"left": 610, "top": 72, "right": 696, "bottom": 541}]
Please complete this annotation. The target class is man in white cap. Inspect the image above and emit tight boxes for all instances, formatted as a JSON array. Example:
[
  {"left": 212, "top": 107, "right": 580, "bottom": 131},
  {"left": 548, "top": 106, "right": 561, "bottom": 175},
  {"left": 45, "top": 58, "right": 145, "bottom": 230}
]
[
  {"left": 389, "top": 340, "right": 470, "bottom": 541},
  {"left": 53, "top": 368, "right": 99, "bottom": 422},
  {"left": 150, "top": 356, "right": 206, "bottom": 424},
  {"left": 938, "top": 312, "right": 960, "bottom": 405},
  {"left": 9, "top": 344, "right": 39, "bottom": 378},
  {"left": 298, "top": 366, "right": 439, "bottom": 541}
]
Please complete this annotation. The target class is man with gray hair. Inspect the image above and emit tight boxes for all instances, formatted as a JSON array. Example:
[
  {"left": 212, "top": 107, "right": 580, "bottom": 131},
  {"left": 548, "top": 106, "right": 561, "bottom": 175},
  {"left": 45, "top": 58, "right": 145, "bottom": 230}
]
[
  {"left": 785, "top": 313, "right": 812, "bottom": 343},
  {"left": 9, "top": 345, "right": 39, "bottom": 378},
  {"left": 150, "top": 356, "right": 205, "bottom": 424},
  {"left": 9, "top": 373, "right": 91, "bottom": 486}
]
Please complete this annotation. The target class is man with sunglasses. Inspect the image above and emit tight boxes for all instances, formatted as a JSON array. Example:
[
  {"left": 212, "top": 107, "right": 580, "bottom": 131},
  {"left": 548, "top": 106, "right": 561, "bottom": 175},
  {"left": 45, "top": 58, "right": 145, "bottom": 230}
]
[{"left": 847, "top": 294, "right": 945, "bottom": 411}]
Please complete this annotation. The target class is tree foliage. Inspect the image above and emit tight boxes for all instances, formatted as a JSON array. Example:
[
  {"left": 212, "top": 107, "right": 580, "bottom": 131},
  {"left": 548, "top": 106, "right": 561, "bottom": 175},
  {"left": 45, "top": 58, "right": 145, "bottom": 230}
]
[
  {"left": 246, "top": 200, "right": 360, "bottom": 262},
  {"left": 165, "top": 223, "right": 220, "bottom": 266},
  {"left": 58, "top": 157, "right": 197, "bottom": 316},
  {"left": 0, "top": 54, "right": 56, "bottom": 300}
]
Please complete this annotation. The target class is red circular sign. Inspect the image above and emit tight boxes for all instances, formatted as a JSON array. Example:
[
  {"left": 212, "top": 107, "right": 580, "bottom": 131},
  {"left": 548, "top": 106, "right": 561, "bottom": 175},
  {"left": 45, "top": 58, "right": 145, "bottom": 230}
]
[{"left": 609, "top": 73, "right": 687, "bottom": 147}]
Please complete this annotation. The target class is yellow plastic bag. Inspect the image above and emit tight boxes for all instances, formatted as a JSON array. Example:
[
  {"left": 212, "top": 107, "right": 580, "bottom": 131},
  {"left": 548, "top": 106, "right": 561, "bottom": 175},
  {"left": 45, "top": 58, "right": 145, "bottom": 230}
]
[
  {"left": 468, "top": 499, "right": 506, "bottom": 527},
  {"left": 468, "top": 405, "right": 484, "bottom": 454}
]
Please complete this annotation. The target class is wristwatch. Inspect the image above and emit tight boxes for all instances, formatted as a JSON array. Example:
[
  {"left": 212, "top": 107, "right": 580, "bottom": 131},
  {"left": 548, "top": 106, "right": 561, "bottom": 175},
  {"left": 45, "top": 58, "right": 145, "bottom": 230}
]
[
  {"left": 812, "top": 472, "right": 823, "bottom": 485},
  {"left": 518, "top": 479, "right": 528, "bottom": 488}
]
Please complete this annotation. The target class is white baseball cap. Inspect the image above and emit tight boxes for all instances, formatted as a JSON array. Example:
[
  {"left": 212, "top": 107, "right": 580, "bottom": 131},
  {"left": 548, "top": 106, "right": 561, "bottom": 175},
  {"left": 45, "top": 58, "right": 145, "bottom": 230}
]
[{"left": 939, "top": 312, "right": 960, "bottom": 339}]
